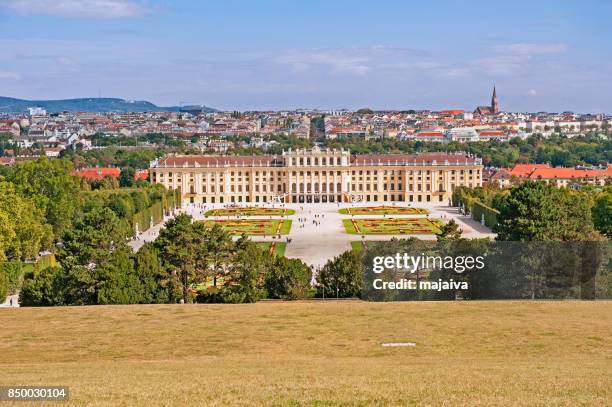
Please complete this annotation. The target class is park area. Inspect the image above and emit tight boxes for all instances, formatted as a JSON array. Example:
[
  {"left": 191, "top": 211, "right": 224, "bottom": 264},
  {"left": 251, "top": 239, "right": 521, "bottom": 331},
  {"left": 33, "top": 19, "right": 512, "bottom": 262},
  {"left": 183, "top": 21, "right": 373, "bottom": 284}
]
[
  {"left": 204, "top": 207, "right": 295, "bottom": 217},
  {"left": 343, "top": 217, "right": 442, "bottom": 235},
  {"left": 0, "top": 301, "right": 609, "bottom": 406},
  {"left": 202, "top": 219, "right": 292, "bottom": 235},
  {"left": 339, "top": 206, "right": 428, "bottom": 215}
]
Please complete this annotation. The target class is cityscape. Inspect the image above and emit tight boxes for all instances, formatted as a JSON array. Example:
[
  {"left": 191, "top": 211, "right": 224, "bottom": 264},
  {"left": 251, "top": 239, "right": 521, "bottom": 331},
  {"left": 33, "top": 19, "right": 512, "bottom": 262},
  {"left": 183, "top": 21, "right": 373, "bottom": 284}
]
[{"left": 0, "top": 1, "right": 610, "bottom": 406}]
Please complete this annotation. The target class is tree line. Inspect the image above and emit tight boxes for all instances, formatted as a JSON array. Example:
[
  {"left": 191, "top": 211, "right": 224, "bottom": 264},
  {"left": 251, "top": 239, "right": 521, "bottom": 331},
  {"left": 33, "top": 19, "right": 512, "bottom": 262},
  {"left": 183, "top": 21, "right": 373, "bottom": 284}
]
[{"left": 19, "top": 213, "right": 313, "bottom": 306}]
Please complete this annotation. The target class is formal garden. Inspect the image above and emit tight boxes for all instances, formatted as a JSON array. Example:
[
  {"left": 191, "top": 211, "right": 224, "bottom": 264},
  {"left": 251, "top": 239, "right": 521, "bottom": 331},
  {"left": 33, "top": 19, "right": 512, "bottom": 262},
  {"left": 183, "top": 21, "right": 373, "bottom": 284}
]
[
  {"left": 343, "top": 218, "right": 442, "bottom": 235},
  {"left": 339, "top": 206, "right": 428, "bottom": 215},
  {"left": 202, "top": 219, "right": 292, "bottom": 235},
  {"left": 204, "top": 207, "right": 296, "bottom": 217}
]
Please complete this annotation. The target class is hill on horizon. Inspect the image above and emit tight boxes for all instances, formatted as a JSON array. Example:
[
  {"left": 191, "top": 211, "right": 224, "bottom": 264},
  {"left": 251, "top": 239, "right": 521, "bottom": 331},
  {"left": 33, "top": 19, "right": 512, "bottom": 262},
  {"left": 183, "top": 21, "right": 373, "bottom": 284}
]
[{"left": 0, "top": 96, "right": 216, "bottom": 114}]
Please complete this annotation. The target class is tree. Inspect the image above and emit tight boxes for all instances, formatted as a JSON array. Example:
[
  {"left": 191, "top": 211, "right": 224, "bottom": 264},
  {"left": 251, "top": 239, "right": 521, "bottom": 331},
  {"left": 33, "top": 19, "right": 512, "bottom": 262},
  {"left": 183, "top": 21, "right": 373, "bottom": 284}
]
[
  {"left": 134, "top": 243, "right": 179, "bottom": 303},
  {"left": 592, "top": 190, "right": 612, "bottom": 238},
  {"left": 0, "top": 181, "right": 51, "bottom": 262},
  {"left": 20, "top": 266, "right": 69, "bottom": 306},
  {"left": 59, "top": 207, "right": 129, "bottom": 266},
  {"left": 205, "top": 225, "right": 234, "bottom": 287},
  {"left": 95, "top": 246, "right": 143, "bottom": 305},
  {"left": 54, "top": 207, "right": 132, "bottom": 304},
  {"left": 317, "top": 250, "right": 363, "bottom": 298},
  {"left": 119, "top": 167, "right": 135, "bottom": 187},
  {"left": 493, "top": 181, "right": 597, "bottom": 241},
  {"left": 6, "top": 157, "right": 82, "bottom": 236},
  {"left": 437, "top": 219, "right": 463, "bottom": 241},
  {"left": 155, "top": 214, "right": 211, "bottom": 303},
  {"left": 265, "top": 257, "right": 313, "bottom": 300},
  {"left": 218, "top": 241, "right": 268, "bottom": 303}
]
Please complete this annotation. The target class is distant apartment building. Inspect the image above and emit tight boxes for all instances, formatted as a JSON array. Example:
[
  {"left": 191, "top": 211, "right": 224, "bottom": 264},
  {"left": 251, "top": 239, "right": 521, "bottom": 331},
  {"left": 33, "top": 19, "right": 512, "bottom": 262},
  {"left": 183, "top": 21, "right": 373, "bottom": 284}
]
[{"left": 149, "top": 148, "right": 483, "bottom": 205}]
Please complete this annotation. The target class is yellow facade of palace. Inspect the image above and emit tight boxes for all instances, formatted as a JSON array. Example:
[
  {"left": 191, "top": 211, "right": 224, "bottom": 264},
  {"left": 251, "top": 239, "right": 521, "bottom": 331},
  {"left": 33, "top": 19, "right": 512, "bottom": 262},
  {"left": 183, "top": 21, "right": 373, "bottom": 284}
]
[{"left": 149, "top": 148, "right": 483, "bottom": 204}]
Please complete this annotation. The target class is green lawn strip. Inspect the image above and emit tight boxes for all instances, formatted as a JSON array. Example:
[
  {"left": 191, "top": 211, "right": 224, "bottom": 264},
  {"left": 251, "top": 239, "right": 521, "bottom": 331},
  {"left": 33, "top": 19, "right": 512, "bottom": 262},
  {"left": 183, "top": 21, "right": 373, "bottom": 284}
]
[
  {"left": 255, "top": 242, "right": 286, "bottom": 257},
  {"left": 274, "top": 242, "right": 287, "bottom": 256},
  {"left": 342, "top": 219, "right": 359, "bottom": 234},
  {"left": 350, "top": 241, "right": 364, "bottom": 252},
  {"left": 278, "top": 219, "right": 292, "bottom": 235}
]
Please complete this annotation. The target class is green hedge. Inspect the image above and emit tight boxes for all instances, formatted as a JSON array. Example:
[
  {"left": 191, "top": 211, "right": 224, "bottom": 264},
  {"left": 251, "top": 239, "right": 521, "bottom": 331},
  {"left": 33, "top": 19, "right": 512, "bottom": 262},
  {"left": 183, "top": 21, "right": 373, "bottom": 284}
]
[
  {"left": 452, "top": 187, "right": 499, "bottom": 228},
  {"left": 0, "top": 270, "right": 6, "bottom": 303},
  {"left": 471, "top": 200, "right": 499, "bottom": 228},
  {"left": 132, "top": 189, "right": 181, "bottom": 233}
]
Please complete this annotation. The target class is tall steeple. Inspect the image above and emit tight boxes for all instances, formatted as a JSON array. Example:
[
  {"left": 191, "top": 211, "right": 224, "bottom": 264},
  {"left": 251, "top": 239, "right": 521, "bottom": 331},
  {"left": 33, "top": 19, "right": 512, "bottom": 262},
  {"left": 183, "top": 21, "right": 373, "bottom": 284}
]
[{"left": 491, "top": 85, "right": 499, "bottom": 114}]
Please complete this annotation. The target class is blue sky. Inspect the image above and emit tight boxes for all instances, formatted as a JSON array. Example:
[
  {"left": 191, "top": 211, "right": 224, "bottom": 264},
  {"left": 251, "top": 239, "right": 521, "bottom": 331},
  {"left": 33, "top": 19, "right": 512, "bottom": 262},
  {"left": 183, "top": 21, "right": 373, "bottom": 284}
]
[{"left": 0, "top": 0, "right": 610, "bottom": 112}]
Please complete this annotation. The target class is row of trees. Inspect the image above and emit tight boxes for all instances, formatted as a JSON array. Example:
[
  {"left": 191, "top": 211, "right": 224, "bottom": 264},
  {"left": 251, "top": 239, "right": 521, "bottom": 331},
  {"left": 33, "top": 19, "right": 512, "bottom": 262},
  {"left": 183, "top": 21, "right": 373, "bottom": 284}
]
[
  {"left": 0, "top": 157, "right": 180, "bottom": 303},
  {"left": 455, "top": 182, "right": 611, "bottom": 240},
  {"left": 20, "top": 213, "right": 313, "bottom": 305},
  {"left": 324, "top": 134, "right": 611, "bottom": 167}
]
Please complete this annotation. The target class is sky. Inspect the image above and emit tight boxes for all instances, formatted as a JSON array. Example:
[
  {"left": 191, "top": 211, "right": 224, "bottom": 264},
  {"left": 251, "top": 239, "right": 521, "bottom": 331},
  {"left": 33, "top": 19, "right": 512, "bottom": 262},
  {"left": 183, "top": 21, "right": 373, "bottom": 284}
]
[{"left": 0, "top": 0, "right": 610, "bottom": 112}]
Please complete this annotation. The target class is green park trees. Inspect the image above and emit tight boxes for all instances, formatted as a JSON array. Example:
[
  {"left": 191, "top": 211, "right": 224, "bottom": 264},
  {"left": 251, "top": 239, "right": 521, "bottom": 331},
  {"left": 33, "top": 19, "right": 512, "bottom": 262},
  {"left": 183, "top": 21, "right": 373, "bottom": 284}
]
[
  {"left": 317, "top": 250, "right": 363, "bottom": 298},
  {"left": 0, "top": 181, "right": 51, "bottom": 262},
  {"left": 592, "top": 189, "right": 612, "bottom": 238},
  {"left": 6, "top": 157, "right": 81, "bottom": 236},
  {"left": 494, "top": 181, "right": 598, "bottom": 241}
]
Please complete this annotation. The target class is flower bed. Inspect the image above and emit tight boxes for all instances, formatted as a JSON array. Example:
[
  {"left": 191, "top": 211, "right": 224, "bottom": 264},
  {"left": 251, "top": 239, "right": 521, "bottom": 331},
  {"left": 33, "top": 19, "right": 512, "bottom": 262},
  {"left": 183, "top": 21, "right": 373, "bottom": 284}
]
[
  {"left": 343, "top": 218, "right": 442, "bottom": 235},
  {"left": 202, "top": 219, "right": 292, "bottom": 236},
  {"left": 204, "top": 207, "right": 295, "bottom": 217},
  {"left": 339, "top": 206, "right": 428, "bottom": 215}
]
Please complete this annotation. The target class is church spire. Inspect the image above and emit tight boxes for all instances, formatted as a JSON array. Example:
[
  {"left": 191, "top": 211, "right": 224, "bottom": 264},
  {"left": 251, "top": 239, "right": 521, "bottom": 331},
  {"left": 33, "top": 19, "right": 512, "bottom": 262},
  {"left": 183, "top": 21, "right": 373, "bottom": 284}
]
[{"left": 491, "top": 85, "right": 499, "bottom": 114}]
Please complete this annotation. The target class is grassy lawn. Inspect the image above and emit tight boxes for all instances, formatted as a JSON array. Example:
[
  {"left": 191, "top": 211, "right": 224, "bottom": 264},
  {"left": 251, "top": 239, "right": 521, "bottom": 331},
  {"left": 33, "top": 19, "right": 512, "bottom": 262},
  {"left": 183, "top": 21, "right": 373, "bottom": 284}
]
[
  {"left": 343, "top": 217, "right": 442, "bottom": 235},
  {"left": 350, "top": 240, "right": 385, "bottom": 252},
  {"left": 0, "top": 302, "right": 609, "bottom": 406},
  {"left": 256, "top": 241, "right": 287, "bottom": 257},
  {"left": 204, "top": 207, "right": 296, "bottom": 217},
  {"left": 350, "top": 240, "right": 365, "bottom": 252},
  {"left": 202, "top": 219, "right": 292, "bottom": 236},
  {"left": 339, "top": 206, "right": 428, "bottom": 215}
]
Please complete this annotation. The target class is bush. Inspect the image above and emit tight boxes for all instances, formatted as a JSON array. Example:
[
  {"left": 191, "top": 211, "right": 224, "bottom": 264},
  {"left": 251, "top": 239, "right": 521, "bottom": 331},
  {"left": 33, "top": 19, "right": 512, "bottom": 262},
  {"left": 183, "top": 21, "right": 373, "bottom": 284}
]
[
  {"left": 264, "top": 257, "right": 314, "bottom": 300},
  {"left": 20, "top": 266, "right": 68, "bottom": 306}
]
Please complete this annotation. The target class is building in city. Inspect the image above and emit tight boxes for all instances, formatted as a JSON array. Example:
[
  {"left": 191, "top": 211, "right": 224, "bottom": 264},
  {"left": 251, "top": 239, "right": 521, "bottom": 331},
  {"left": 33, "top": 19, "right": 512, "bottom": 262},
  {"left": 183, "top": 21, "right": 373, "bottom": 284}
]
[
  {"left": 149, "top": 147, "right": 483, "bottom": 205},
  {"left": 475, "top": 86, "right": 500, "bottom": 115}
]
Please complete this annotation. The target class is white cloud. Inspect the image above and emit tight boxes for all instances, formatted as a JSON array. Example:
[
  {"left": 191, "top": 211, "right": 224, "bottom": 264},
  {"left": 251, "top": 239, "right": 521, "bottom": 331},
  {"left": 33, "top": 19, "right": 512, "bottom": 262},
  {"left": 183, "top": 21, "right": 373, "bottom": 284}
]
[
  {"left": 494, "top": 43, "right": 568, "bottom": 55},
  {"left": 526, "top": 89, "right": 537, "bottom": 96},
  {"left": 0, "top": 0, "right": 150, "bottom": 19},
  {"left": 0, "top": 71, "right": 20, "bottom": 79},
  {"left": 276, "top": 47, "right": 426, "bottom": 76},
  {"left": 278, "top": 48, "right": 372, "bottom": 75},
  {"left": 469, "top": 43, "right": 568, "bottom": 77},
  {"left": 471, "top": 55, "right": 524, "bottom": 76}
]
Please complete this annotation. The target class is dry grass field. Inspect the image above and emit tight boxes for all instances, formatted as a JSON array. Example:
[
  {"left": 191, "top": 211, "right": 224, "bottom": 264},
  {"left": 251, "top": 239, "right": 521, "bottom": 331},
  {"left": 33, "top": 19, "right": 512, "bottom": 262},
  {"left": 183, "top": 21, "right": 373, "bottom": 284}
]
[{"left": 0, "top": 301, "right": 610, "bottom": 406}]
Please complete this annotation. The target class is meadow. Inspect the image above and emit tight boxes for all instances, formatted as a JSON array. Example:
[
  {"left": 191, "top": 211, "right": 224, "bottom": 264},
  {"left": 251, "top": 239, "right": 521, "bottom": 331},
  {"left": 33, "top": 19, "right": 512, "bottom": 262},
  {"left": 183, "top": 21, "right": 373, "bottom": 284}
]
[{"left": 0, "top": 301, "right": 609, "bottom": 406}]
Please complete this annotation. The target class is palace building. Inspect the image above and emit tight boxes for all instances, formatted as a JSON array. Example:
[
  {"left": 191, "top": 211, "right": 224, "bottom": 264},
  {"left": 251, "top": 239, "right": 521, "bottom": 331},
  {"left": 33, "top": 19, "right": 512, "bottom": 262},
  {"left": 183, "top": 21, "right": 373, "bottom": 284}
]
[{"left": 149, "top": 147, "right": 483, "bottom": 204}]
